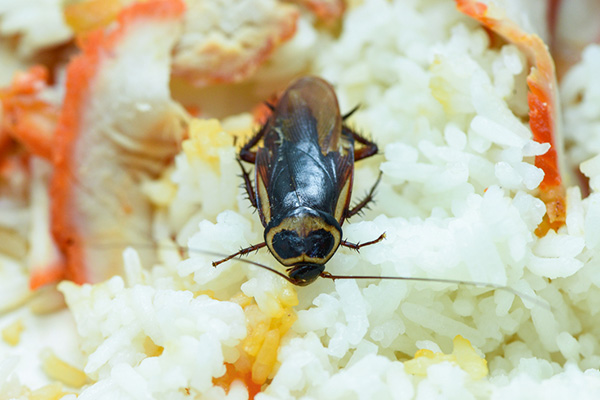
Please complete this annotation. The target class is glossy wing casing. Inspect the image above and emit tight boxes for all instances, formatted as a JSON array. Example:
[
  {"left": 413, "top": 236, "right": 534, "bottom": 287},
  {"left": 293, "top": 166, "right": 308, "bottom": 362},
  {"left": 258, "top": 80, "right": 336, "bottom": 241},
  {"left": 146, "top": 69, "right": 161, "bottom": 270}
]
[{"left": 254, "top": 77, "right": 355, "bottom": 228}]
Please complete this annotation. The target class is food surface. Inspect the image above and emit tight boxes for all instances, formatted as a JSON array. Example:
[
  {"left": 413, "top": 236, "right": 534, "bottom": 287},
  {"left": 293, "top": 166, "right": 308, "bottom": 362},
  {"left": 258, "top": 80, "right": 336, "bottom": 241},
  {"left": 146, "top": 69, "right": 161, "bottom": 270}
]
[{"left": 1, "top": 0, "right": 600, "bottom": 399}]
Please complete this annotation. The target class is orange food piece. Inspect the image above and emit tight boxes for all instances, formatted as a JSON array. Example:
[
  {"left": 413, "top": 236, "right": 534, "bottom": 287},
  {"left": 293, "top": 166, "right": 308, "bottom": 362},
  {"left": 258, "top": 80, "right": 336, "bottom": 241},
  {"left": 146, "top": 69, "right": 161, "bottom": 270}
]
[
  {"left": 66, "top": 0, "right": 300, "bottom": 86},
  {"left": 29, "top": 263, "right": 67, "bottom": 290},
  {"left": 0, "top": 129, "right": 11, "bottom": 157},
  {"left": 0, "top": 68, "right": 65, "bottom": 288},
  {"left": 213, "top": 363, "right": 262, "bottom": 399},
  {"left": 216, "top": 290, "right": 297, "bottom": 397},
  {"left": 251, "top": 329, "right": 280, "bottom": 384},
  {"left": 456, "top": 0, "right": 566, "bottom": 232},
  {"left": 0, "top": 65, "right": 58, "bottom": 160},
  {"left": 50, "top": 0, "right": 187, "bottom": 287}
]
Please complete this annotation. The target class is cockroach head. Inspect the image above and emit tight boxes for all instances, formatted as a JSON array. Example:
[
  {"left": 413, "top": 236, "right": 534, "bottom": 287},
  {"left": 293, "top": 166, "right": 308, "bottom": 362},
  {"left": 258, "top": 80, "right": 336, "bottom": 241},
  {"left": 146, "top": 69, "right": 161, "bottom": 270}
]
[
  {"left": 264, "top": 206, "right": 342, "bottom": 267},
  {"left": 287, "top": 263, "right": 326, "bottom": 286}
]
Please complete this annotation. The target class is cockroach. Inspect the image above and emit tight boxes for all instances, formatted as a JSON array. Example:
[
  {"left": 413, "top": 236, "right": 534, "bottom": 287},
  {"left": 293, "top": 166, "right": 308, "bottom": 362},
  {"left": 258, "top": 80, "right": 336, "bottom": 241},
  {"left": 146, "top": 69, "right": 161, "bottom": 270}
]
[{"left": 211, "top": 76, "right": 386, "bottom": 286}]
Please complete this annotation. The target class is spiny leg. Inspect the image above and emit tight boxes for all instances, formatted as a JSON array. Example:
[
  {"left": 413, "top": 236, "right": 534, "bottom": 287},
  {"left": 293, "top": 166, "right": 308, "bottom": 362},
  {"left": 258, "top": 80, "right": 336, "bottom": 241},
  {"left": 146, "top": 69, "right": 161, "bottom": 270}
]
[
  {"left": 341, "top": 232, "right": 386, "bottom": 252},
  {"left": 239, "top": 117, "right": 269, "bottom": 163},
  {"left": 342, "top": 104, "right": 360, "bottom": 121},
  {"left": 343, "top": 127, "right": 379, "bottom": 161},
  {"left": 237, "top": 158, "right": 258, "bottom": 208},
  {"left": 346, "top": 171, "right": 383, "bottom": 218},
  {"left": 238, "top": 115, "right": 272, "bottom": 207},
  {"left": 212, "top": 242, "right": 267, "bottom": 267}
]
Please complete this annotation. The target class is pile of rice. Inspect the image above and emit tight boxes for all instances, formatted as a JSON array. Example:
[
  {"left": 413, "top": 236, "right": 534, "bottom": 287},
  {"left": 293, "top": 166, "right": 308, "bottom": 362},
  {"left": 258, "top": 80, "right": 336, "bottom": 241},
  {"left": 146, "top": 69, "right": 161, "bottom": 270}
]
[{"left": 2, "top": 0, "right": 600, "bottom": 398}]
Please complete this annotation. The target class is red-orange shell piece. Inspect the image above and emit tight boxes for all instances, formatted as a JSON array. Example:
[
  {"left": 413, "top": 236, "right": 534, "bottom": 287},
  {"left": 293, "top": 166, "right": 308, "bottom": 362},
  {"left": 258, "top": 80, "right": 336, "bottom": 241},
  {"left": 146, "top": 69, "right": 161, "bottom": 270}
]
[
  {"left": 456, "top": 0, "right": 566, "bottom": 231},
  {"left": 49, "top": 0, "right": 186, "bottom": 288}
]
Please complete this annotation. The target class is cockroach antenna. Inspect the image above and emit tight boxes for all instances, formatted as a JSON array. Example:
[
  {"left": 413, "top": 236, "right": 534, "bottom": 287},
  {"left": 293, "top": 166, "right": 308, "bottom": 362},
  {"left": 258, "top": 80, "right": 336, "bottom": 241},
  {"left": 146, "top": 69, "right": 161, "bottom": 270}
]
[
  {"left": 216, "top": 249, "right": 549, "bottom": 310},
  {"left": 87, "top": 240, "right": 549, "bottom": 310}
]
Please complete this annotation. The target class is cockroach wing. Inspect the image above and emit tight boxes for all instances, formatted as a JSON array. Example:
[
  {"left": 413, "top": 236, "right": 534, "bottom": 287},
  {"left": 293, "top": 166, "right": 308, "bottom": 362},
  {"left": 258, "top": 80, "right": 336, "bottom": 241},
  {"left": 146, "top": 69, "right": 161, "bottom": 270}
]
[
  {"left": 255, "top": 147, "right": 272, "bottom": 227},
  {"left": 276, "top": 76, "right": 342, "bottom": 155},
  {"left": 254, "top": 76, "right": 357, "bottom": 227},
  {"left": 331, "top": 132, "right": 354, "bottom": 224}
]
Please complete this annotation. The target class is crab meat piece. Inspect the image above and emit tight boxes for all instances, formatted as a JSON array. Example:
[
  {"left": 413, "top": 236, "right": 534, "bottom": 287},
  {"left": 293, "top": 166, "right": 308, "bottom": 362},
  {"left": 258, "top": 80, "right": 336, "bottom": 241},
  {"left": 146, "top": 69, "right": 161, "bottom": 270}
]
[
  {"left": 48, "top": 0, "right": 187, "bottom": 288},
  {"left": 172, "top": 0, "right": 298, "bottom": 86},
  {"left": 60, "top": 0, "right": 299, "bottom": 86},
  {"left": 0, "top": 67, "right": 63, "bottom": 285},
  {"left": 456, "top": 0, "right": 566, "bottom": 233},
  {"left": 0, "top": 65, "right": 59, "bottom": 160}
]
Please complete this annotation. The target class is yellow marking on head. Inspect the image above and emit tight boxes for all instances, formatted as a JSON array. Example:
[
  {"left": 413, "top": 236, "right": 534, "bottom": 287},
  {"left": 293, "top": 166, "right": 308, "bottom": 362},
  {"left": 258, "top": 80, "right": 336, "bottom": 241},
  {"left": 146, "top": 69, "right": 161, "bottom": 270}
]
[{"left": 265, "top": 213, "right": 341, "bottom": 266}]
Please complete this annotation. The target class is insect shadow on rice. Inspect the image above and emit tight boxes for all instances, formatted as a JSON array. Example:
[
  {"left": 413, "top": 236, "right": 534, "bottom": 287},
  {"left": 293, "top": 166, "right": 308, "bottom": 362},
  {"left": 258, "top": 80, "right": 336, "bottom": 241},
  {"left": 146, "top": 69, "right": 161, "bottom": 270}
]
[{"left": 211, "top": 76, "right": 386, "bottom": 286}]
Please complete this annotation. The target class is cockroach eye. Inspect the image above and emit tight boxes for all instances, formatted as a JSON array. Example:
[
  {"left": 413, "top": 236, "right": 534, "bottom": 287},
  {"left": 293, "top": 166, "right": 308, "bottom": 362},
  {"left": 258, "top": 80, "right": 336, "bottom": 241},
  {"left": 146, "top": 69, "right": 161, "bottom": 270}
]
[
  {"left": 305, "top": 229, "right": 335, "bottom": 258},
  {"left": 271, "top": 230, "right": 304, "bottom": 259}
]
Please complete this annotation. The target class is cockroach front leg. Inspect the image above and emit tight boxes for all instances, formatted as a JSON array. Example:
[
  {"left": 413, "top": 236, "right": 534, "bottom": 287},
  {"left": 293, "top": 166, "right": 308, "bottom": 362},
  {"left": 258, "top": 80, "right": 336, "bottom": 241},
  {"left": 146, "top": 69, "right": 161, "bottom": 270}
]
[
  {"left": 341, "top": 232, "right": 386, "bottom": 252},
  {"left": 212, "top": 242, "right": 267, "bottom": 267},
  {"left": 343, "top": 127, "right": 379, "bottom": 161},
  {"left": 239, "top": 121, "right": 268, "bottom": 163}
]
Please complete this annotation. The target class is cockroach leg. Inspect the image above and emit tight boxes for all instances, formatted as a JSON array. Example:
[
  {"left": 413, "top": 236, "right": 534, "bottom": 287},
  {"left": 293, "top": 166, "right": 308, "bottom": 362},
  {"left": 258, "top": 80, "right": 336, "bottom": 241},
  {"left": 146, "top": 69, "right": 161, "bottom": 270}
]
[
  {"left": 346, "top": 171, "right": 383, "bottom": 218},
  {"left": 237, "top": 158, "right": 258, "bottom": 208},
  {"left": 212, "top": 242, "right": 267, "bottom": 267},
  {"left": 344, "top": 128, "right": 378, "bottom": 161},
  {"left": 342, "top": 104, "right": 360, "bottom": 120},
  {"left": 239, "top": 124, "right": 268, "bottom": 164},
  {"left": 341, "top": 232, "right": 386, "bottom": 252}
]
